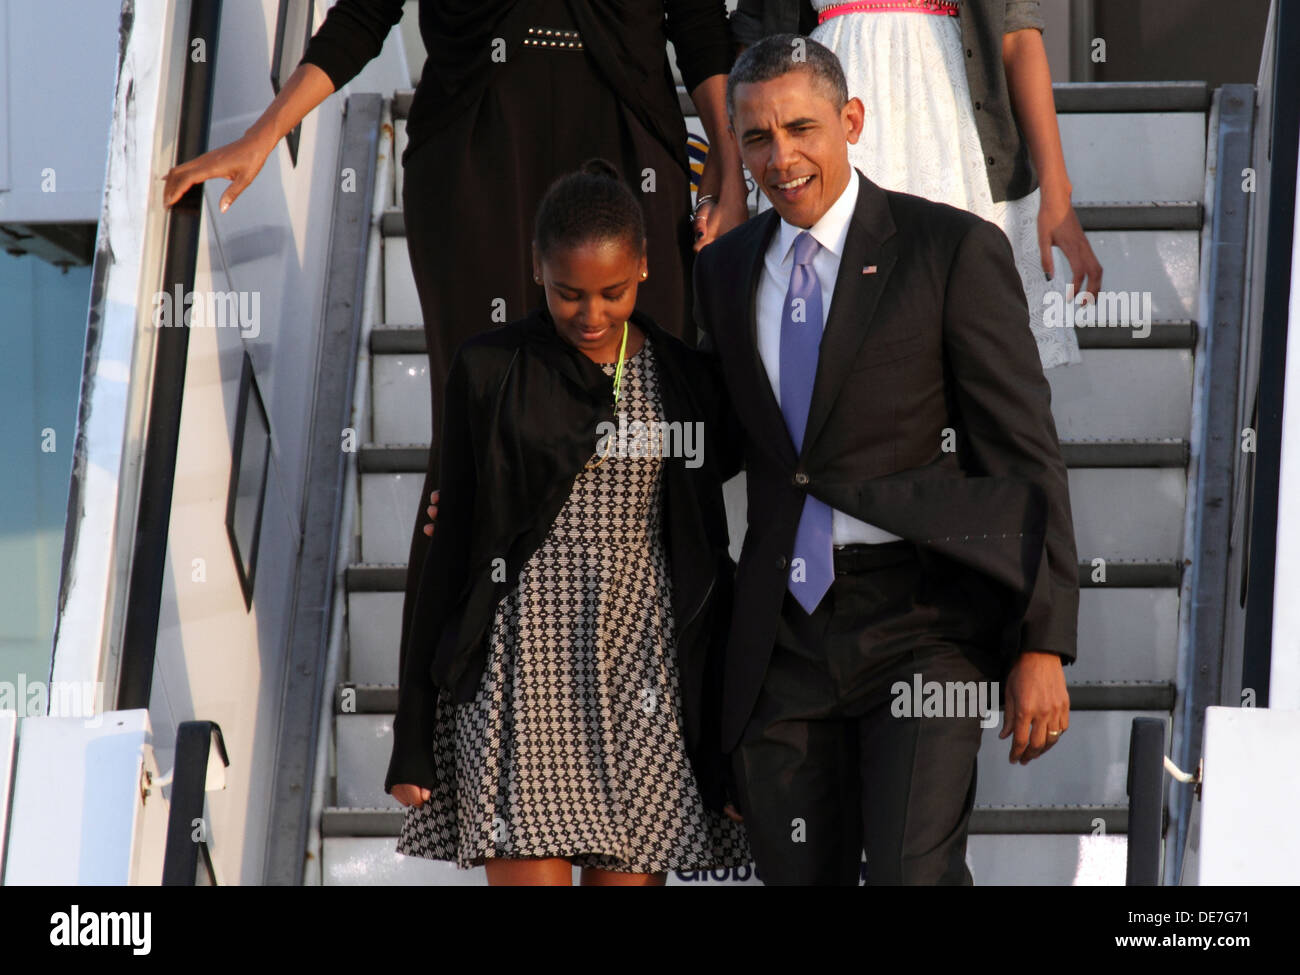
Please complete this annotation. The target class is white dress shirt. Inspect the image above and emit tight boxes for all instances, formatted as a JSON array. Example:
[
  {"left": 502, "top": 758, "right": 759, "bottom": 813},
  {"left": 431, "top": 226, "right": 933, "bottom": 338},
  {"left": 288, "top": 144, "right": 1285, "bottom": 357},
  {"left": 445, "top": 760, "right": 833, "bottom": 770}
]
[{"left": 754, "top": 171, "right": 903, "bottom": 545}]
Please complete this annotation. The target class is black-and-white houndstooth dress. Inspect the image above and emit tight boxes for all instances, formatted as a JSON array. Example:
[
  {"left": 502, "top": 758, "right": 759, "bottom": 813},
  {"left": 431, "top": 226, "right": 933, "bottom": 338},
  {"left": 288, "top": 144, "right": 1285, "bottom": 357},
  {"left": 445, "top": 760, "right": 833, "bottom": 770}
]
[{"left": 396, "top": 338, "right": 751, "bottom": 873}]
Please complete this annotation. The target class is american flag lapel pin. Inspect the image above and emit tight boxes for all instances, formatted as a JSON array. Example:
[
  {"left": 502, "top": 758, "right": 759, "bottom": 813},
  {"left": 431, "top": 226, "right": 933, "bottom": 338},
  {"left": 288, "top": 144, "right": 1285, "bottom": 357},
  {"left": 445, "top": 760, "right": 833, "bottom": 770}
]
[{"left": 862, "top": 265, "right": 877, "bottom": 274}]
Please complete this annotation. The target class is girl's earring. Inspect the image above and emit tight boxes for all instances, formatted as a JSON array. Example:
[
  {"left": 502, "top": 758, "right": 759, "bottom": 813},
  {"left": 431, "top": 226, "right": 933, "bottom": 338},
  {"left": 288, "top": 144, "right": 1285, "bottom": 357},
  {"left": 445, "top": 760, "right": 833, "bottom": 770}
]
[{"left": 640, "top": 271, "right": 647, "bottom": 279}]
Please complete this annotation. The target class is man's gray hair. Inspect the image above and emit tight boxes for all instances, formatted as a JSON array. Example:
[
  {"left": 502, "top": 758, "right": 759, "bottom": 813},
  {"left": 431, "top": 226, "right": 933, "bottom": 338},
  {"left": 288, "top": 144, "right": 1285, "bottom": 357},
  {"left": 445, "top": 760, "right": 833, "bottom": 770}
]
[{"left": 726, "top": 33, "right": 849, "bottom": 121}]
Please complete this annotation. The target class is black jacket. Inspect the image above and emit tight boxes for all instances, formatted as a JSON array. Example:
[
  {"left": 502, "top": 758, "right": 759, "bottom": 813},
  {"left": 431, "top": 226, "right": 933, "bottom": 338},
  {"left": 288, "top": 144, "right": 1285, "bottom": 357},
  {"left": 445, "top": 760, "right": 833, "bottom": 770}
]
[
  {"left": 383, "top": 305, "right": 741, "bottom": 808},
  {"left": 694, "top": 169, "right": 1078, "bottom": 752}
]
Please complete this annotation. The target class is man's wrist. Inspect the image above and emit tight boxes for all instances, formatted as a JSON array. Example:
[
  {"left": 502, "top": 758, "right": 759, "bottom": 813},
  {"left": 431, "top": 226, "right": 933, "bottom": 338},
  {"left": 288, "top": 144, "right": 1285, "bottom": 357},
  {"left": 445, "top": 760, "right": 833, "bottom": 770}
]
[{"left": 1020, "top": 649, "right": 1067, "bottom": 665}]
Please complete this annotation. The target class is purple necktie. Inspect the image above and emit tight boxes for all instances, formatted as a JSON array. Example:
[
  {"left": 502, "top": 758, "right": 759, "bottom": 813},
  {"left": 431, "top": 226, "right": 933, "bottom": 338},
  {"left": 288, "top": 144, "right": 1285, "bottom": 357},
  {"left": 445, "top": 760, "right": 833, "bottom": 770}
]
[{"left": 779, "top": 231, "right": 834, "bottom": 613}]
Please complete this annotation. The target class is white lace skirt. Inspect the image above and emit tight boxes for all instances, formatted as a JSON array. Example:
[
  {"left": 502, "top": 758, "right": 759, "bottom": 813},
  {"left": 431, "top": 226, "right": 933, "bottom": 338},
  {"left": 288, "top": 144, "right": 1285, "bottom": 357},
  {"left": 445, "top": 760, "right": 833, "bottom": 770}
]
[{"left": 757, "top": 10, "right": 1081, "bottom": 370}]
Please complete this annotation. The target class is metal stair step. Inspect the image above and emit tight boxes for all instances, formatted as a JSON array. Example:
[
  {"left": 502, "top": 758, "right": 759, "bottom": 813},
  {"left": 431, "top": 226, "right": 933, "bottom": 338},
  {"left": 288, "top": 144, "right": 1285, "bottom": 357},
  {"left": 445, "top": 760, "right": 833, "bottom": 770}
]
[
  {"left": 336, "top": 683, "right": 399, "bottom": 714},
  {"left": 371, "top": 323, "right": 426, "bottom": 354},
  {"left": 1070, "top": 468, "right": 1186, "bottom": 563},
  {"left": 1077, "top": 560, "right": 1182, "bottom": 587},
  {"left": 399, "top": 81, "right": 1210, "bottom": 126},
  {"left": 356, "top": 464, "right": 1186, "bottom": 562},
  {"left": 381, "top": 207, "right": 405, "bottom": 237},
  {"left": 1051, "top": 81, "right": 1210, "bottom": 114},
  {"left": 1074, "top": 320, "right": 1196, "bottom": 349},
  {"left": 1048, "top": 347, "right": 1193, "bottom": 441},
  {"left": 1059, "top": 113, "right": 1205, "bottom": 203},
  {"left": 359, "top": 443, "right": 429, "bottom": 473},
  {"left": 346, "top": 587, "right": 1178, "bottom": 688},
  {"left": 334, "top": 680, "right": 1175, "bottom": 715},
  {"left": 1060, "top": 439, "right": 1188, "bottom": 467},
  {"left": 1075, "top": 202, "right": 1202, "bottom": 231},
  {"left": 380, "top": 202, "right": 1202, "bottom": 240},
  {"left": 672, "top": 82, "right": 1211, "bottom": 118},
  {"left": 371, "top": 320, "right": 1198, "bottom": 354},
  {"left": 1048, "top": 231, "right": 1201, "bottom": 320},
  {"left": 970, "top": 805, "right": 1132, "bottom": 835},
  {"left": 356, "top": 439, "right": 1189, "bottom": 473},
  {"left": 345, "top": 559, "right": 1183, "bottom": 593},
  {"left": 359, "top": 472, "right": 427, "bottom": 563},
  {"left": 322, "top": 804, "right": 1140, "bottom": 838},
  {"left": 323, "top": 806, "right": 405, "bottom": 837},
  {"left": 1065, "top": 681, "right": 1176, "bottom": 710},
  {"left": 346, "top": 563, "right": 408, "bottom": 592}
]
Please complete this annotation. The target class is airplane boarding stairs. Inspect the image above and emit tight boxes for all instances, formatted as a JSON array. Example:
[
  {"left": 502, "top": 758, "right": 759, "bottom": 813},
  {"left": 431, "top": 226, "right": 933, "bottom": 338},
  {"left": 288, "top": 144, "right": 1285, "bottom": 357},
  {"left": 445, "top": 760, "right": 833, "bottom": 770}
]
[{"left": 310, "top": 81, "right": 1227, "bottom": 885}]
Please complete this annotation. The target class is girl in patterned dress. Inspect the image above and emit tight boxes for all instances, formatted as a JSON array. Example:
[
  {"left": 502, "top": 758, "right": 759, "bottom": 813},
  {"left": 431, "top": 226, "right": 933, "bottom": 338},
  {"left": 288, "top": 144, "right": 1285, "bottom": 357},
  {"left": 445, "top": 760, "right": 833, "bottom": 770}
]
[{"left": 386, "top": 159, "right": 751, "bottom": 885}]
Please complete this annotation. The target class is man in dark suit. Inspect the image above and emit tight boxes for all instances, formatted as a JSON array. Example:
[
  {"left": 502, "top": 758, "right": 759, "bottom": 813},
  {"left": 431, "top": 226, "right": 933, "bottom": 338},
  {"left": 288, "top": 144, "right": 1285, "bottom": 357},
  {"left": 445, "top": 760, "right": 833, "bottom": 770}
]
[{"left": 693, "top": 34, "right": 1079, "bottom": 884}]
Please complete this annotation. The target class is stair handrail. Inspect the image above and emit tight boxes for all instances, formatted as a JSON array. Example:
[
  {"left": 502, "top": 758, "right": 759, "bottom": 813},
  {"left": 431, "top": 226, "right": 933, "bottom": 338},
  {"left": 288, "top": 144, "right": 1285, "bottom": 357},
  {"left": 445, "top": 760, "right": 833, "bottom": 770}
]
[
  {"left": 115, "top": 0, "right": 224, "bottom": 710},
  {"left": 161, "top": 720, "right": 230, "bottom": 885}
]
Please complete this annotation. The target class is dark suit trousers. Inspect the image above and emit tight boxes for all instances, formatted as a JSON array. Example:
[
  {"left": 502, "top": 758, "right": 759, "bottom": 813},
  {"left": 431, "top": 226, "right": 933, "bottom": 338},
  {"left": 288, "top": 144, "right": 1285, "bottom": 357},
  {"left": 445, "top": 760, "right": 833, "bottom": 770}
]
[{"left": 731, "top": 540, "right": 1004, "bottom": 885}]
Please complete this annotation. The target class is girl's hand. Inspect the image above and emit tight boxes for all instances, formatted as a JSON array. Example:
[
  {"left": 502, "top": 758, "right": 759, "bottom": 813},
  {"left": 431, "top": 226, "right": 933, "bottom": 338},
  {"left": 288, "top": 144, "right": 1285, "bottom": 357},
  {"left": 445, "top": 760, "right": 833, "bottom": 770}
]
[
  {"left": 1037, "top": 192, "right": 1103, "bottom": 303},
  {"left": 391, "top": 783, "right": 431, "bottom": 807},
  {"left": 1001, "top": 27, "right": 1102, "bottom": 303},
  {"left": 723, "top": 802, "right": 743, "bottom": 823},
  {"left": 162, "top": 126, "right": 276, "bottom": 213},
  {"left": 421, "top": 488, "right": 440, "bottom": 537}
]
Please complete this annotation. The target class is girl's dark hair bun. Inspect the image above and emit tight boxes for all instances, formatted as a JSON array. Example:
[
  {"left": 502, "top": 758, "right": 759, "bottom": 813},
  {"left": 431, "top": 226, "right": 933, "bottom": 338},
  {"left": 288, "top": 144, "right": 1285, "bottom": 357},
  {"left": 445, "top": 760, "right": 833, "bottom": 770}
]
[
  {"left": 534, "top": 158, "right": 646, "bottom": 261},
  {"left": 579, "top": 157, "right": 621, "bottom": 181}
]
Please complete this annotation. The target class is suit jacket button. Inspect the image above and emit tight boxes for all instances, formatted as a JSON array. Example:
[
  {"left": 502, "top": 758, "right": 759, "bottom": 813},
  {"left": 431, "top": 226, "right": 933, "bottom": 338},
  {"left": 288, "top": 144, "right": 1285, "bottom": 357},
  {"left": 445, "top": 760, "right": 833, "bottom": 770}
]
[
  {"left": 793, "top": 471, "right": 809, "bottom": 486},
  {"left": 776, "top": 555, "right": 788, "bottom": 570}
]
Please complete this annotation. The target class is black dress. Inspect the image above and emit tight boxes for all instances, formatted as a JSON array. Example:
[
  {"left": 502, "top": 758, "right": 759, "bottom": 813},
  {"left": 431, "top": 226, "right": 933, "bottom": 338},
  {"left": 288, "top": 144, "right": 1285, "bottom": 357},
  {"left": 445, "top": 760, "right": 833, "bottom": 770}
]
[{"left": 299, "top": 0, "right": 733, "bottom": 668}]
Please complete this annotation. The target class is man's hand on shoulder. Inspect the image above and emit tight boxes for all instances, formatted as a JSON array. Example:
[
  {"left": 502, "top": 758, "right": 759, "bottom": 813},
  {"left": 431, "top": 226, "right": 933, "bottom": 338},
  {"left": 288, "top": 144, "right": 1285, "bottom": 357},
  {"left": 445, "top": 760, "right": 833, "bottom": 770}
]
[{"left": 1000, "top": 650, "right": 1070, "bottom": 765}]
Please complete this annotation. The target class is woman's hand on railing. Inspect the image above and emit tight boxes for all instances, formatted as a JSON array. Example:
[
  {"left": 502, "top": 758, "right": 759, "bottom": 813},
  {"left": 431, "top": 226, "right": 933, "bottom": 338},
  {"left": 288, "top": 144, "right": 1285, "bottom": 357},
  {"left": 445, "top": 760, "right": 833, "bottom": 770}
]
[
  {"left": 161, "top": 63, "right": 335, "bottom": 214},
  {"left": 391, "top": 784, "right": 431, "bottom": 808},
  {"left": 162, "top": 126, "right": 277, "bottom": 214}
]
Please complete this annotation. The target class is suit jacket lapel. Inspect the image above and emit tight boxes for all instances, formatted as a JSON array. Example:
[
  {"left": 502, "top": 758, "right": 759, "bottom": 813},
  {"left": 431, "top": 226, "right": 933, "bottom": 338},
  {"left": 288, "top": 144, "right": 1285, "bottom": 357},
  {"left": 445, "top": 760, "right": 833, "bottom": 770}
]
[{"left": 802, "top": 170, "right": 898, "bottom": 456}]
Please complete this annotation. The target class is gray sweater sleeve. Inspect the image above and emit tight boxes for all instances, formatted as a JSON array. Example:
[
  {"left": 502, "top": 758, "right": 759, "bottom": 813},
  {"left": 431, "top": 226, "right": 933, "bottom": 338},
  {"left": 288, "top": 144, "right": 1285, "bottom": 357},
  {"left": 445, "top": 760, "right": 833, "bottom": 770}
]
[{"left": 1004, "top": 0, "right": 1046, "bottom": 33}]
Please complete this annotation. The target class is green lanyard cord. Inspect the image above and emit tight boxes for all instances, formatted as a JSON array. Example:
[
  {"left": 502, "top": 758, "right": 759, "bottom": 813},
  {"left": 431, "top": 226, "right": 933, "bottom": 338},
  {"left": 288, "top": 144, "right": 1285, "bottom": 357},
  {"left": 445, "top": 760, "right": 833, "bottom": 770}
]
[{"left": 612, "top": 320, "right": 629, "bottom": 404}]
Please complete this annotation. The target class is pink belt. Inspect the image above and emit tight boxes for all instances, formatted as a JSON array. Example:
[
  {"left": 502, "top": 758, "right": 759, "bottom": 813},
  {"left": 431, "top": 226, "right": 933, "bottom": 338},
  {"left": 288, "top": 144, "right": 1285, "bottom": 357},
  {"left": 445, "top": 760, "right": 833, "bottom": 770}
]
[{"left": 819, "top": 0, "right": 960, "bottom": 23}]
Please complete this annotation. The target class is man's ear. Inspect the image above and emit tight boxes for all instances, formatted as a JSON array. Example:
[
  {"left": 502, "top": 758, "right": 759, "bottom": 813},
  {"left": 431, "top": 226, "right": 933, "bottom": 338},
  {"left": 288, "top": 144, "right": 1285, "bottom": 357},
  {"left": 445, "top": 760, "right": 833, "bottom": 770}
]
[{"left": 843, "top": 96, "right": 866, "bottom": 146}]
